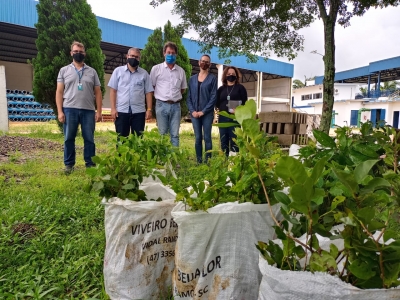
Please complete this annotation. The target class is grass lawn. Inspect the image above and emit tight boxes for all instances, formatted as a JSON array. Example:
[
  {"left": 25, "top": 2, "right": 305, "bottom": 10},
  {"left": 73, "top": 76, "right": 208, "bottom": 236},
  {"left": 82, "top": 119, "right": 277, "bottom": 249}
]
[
  {"left": 0, "top": 121, "right": 219, "bottom": 299},
  {"left": 1, "top": 121, "right": 399, "bottom": 299}
]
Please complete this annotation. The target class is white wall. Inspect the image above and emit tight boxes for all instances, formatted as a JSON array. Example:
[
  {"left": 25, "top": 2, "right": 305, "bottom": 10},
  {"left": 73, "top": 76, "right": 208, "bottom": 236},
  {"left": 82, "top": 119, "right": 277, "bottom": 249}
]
[
  {"left": 103, "top": 73, "right": 112, "bottom": 108},
  {"left": 242, "top": 77, "right": 291, "bottom": 101},
  {"left": 0, "top": 61, "right": 33, "bottom": 91},
  {"left": 311, "top": 100, "right": 400, "bottom": 127},
  {"left": 0, "top": 66, "right": 9, "bottom": 132},
  {"left": 262, "top": 77, "right": 291, "bottom": 100},
  {"left": 293, "top": 83, "right": 360, "bottom": 107}
]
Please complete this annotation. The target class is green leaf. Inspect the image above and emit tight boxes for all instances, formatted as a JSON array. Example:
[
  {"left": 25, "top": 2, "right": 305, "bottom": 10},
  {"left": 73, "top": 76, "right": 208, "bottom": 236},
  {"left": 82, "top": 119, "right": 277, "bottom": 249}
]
[
  {"left": 293, "top": 245, "right": 306, "bottom": 259},
  {"left": 102, "top": 174, "right": 111, "bottom": 181},
  {"left": 362, "top": 178, "right": 391, "bottom": 191},
  {"left": 330, "top": 243, "right": 339, "bottom": 259},
  {"left": 383, "top": 230, "right": 397, "bottom": 243},
  {"left": 242, "top": 119, "right": 260, "bottom": 141},
  {"left": 214, "top": 122, "right": 239, "bottom": 128},
  {"left": 218, "top": 110, "right": 236, "bottom": 120},
  {"left": 280, "top": 208, "right": 300, "bottom": 225},
  {"left": 246, "top": 144, "right": 260, "bottom": 158},
  {"left": 273, "top": 225, "right": 287, "bottom": 240},
  {"left": 332, "top": 169, "right": 359, "bottom": 194},
  {"left": 274, "top": 191, "right": 291, "bottom": 206},
  {"left": 352, "top": 143, "right": 379, "bottom": 158},
  {"left": 245, "top": 99, "right": 257, "bottom": 117},
  {"left": 348, "top": 259, "right": 376, "bottom": 280},
  {"left": 275, "top": 156, "right": 308, "bottom": 185},
  {"left": 310, "top": 251, "right": 337, "bottom": 272},
  {"left": 367, "top": 220, "right": 385, "bottom": 231},
  {"left": 310, "top": 158, "right": 326, "bottom": 184},
  {"left": 331, "top": 195, "right": 346, "bottom": 210},
  {"left": 354, "top": 160, "right": 379, "bottom": 184},
  {"left": 91, "top": 156, "right": 102, "bottom": 164},
  {"left": 92, "top": 181, "right": 104, "bottom": 192},
  {"left": 122, "top": 183, "right": 135, "bottom": 190},
  {"left": 357, "top": 207, "right": 375, "bottom": 224},
  {"left": 235, "top": 105, "right": 253, "bottom": 125},
  {"left": 313, "top": 130, "right": 336, "bottom": 148},
  {"left": 85, "top": 167, "right": 97, "bottom": 176},
  {"left": 290, "top": 182, "right": 312, "bottom": 215},
  {"left": 311, "top": 188, "right": 325, "bottom": 205}
]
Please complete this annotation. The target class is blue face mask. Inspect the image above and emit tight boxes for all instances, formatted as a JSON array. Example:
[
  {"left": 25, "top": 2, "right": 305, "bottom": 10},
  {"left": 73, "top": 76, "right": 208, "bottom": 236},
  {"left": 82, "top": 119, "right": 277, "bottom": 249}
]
[{"left": 165, "top": 54, "right": 176, "bottom": 64}]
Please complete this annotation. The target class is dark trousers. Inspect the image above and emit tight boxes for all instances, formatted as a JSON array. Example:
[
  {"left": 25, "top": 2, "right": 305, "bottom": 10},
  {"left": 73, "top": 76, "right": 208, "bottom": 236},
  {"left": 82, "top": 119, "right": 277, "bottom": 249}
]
[
  {"left": 218, "top": 116, "right": 239, "bottom": 157},
  {"left": 115, "top": 110, "right": 146, "bottom": 138}
]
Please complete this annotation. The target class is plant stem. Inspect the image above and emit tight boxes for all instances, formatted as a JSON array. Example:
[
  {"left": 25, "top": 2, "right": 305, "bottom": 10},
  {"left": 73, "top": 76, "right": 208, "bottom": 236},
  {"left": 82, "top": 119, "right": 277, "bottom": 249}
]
[
  {"left": 255, "top": 159, "right": 313, "bottom": 252},
  {"left": 339, "top": 254, "right": 348, "bottom": 278},
  {"left": 359, "top": 221, "right": 386, "bottom": 287}
]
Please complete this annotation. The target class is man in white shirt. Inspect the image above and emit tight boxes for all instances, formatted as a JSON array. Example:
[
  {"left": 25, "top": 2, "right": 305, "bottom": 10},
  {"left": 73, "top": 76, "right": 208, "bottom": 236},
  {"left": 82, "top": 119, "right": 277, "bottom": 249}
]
[
  {"left": 108, "top": 47, "right": 153, "bottom": 137},
  {"left": 150, "top": 41, "right": 187, "bottom": 147}
]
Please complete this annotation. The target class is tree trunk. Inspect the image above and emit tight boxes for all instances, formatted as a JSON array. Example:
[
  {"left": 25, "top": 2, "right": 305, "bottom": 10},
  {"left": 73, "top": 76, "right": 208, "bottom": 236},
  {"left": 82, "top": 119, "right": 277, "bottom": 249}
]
[{"left": 318, "top": 1, "right": 338, "bottom": 134}]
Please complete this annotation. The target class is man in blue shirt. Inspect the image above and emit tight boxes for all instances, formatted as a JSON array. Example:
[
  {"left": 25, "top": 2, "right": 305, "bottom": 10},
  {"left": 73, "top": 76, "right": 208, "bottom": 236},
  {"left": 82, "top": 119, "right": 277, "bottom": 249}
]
[{"left": 108, "top": 47, "right": 153, "bottom": 137}]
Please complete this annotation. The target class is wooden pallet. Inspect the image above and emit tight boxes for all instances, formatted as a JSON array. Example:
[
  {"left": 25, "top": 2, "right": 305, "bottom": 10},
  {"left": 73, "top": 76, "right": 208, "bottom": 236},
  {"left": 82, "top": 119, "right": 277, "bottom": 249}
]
[
  {"left": 258, "top": 111, "right": 307, "bottom": 124},
  {"left": 260, "top": 122, "right": 307, "bottom": 135},
  {"left": 270, "top": 134, "right": 308, "bottom": 146}
]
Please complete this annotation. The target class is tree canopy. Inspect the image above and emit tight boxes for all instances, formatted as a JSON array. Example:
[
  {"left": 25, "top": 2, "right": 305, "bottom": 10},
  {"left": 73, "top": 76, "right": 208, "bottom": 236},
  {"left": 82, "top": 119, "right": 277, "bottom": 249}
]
[
  {"left": 32, "top": 0, "right": 105, "bottom": 115},
  {"left": 293, "top": 79, "right": 305, "bottom": 89},
  {"left": 151, "top": 0, "right": 399, "bottom": 133}
]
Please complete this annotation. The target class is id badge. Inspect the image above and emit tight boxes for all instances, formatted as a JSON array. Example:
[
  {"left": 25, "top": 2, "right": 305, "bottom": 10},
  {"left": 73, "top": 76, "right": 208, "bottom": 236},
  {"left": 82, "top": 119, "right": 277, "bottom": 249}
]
[
  {"left": 78, "top": 83, "right": 83, "bottom": 91},
  {"left": 227, "top": 95, "right": 230, "bottom": 100}
]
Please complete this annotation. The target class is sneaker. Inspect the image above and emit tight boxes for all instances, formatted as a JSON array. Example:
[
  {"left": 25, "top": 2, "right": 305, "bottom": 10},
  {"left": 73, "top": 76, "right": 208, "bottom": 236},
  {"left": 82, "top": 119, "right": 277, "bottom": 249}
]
[{"left": 64, "top": 165, "right": 74, "bottom": 174}]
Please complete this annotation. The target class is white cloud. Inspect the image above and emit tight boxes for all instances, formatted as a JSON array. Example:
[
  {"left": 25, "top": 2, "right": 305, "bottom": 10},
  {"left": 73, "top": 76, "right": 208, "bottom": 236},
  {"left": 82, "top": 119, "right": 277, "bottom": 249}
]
[{"left": 87, "top": 0, "right": 400, "bottom": 80}]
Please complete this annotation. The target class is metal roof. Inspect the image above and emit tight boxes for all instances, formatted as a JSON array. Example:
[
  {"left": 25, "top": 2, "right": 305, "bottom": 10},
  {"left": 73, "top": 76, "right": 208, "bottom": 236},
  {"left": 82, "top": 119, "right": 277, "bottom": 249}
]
[
  {"left": 315, "top": 56, "right": 400, "bottom": 84},
  {"left": 0, "top": 0, "right": 293, "bottom": 79}
]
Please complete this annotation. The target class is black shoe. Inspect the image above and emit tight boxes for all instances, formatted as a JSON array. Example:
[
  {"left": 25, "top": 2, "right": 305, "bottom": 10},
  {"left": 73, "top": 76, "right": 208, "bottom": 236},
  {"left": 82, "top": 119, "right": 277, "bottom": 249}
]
[{"left": 64, "top": 165, "right": 74, "bottom": 174}]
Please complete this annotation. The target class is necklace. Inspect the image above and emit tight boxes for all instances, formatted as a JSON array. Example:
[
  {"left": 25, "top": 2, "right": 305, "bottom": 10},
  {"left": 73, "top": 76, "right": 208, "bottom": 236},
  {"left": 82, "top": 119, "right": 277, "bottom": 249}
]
[{"left": 227, "top": 85, "right": 235, "bottom": 100}]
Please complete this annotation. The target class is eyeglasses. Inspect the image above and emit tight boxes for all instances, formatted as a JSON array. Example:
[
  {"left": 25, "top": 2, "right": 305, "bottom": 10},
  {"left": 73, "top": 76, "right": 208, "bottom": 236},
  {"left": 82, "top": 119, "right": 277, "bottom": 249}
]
[
  {"left": 72, "top": 50, "right": 85, "bottom": 54},
  {"left": 127, "top": 55, "right": 140, "bottom": 59}
]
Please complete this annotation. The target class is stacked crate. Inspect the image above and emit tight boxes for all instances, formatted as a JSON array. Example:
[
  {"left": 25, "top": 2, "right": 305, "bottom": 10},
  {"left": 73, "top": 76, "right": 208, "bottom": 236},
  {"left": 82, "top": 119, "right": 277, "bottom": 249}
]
[{"left": 259, "top": 111, "right": 308, "bottom": 146}]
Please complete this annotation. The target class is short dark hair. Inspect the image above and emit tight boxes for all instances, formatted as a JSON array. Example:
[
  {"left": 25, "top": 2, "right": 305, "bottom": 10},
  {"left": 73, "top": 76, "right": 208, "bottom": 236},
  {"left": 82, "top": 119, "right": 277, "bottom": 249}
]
[
  {"left": 221, "top": 66, "right": 241, "bottom": 86},
  {"left": 199, "top": 54, "right": 211, "bottom": 62},
  {"left": 163, "top": 41, "right": 178, "bottom": 54}
]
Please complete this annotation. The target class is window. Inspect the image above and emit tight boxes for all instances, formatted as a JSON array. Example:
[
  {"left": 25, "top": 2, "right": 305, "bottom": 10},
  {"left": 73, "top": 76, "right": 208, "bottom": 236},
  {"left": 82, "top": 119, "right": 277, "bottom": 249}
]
[
  {"left": 313, "top": 93, "right": 322, "bottom": 99},
  {"left": 350, "top": 110, "right": 358, "bottom": 126},
  {"left": 301, "top": 94, "right": 312, "bottom": 101}
]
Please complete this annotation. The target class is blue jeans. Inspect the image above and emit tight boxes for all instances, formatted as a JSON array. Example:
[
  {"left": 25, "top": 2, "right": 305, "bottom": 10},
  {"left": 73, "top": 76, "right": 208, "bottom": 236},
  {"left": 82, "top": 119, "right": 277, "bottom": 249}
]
[
  {"left": 156, "top": 100, "right": 181, "bottom": 147},
  {"left": 63, "top": 108, "right": 95, "bottom": 167},
  {"left": 191, "top": 111, "right": 214, "bottom": 163},
  {"left": 218, "top": 116, "right": 239, "bottom": 157}
]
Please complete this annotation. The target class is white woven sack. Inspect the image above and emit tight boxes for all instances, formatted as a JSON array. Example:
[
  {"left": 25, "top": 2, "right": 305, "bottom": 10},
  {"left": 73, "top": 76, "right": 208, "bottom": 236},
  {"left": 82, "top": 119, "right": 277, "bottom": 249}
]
[
  {"left": 104, "top": 182, "right": 179, "bottom": 300},
  {"left": 171, "top": 202, "right": 279, "bottom": 300},
  {"left": 258, "top": 255, "right": 400, "bottom": 300}
]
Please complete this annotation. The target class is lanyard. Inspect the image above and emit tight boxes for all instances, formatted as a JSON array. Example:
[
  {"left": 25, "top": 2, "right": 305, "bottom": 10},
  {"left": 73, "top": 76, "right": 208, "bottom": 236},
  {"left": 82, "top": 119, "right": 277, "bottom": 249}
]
[{"left": 74, "top": 66, "right": 85, "bottom": 84}]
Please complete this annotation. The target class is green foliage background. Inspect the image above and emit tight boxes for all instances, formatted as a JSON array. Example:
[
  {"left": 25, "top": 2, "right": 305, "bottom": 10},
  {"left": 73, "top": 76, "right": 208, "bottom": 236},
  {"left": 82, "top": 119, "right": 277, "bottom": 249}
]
[
  {"left": 31, "top": 0, "right": 105, "bottom": 115},
  {"left": 140, "top": 21, "right": 192, "bottom": 118}
]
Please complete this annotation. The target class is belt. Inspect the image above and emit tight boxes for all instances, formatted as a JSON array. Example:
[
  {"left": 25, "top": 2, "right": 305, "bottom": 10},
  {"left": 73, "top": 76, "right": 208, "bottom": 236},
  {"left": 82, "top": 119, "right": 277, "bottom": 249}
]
[{"left": 159, "top": 99, "right": 181, "bottom": 104}]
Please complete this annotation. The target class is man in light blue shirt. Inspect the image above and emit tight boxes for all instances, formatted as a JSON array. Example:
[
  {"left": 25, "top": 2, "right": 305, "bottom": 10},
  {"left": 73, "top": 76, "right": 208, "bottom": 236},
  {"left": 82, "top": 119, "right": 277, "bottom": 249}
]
[{"left": 108, "top": 47, "right": 153, "bottom": 137}]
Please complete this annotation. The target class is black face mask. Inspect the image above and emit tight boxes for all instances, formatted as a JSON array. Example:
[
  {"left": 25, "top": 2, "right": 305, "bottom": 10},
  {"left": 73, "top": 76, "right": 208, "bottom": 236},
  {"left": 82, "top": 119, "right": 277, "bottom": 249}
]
[
  {"left": 127, "top": 58, "right": 140, "bottom": 68},
  {"left": 73, "top": 53, "right": 85, "bottom": 63},
  {"left": 226, "top": 75, "right": 237, "bottom": 83}
]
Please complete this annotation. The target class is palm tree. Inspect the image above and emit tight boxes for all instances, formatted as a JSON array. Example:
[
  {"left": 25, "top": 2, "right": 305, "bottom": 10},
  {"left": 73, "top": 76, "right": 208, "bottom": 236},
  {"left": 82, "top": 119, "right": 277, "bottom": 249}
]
[
  {"left": 380, "top": 81, "right": 400, "bottom": 92},
  {"left": 359, "top": 87, "right": 367, "bottom": 96},
  {"left": 293, "top": 79, "right": 305, "bottom": 89}
]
